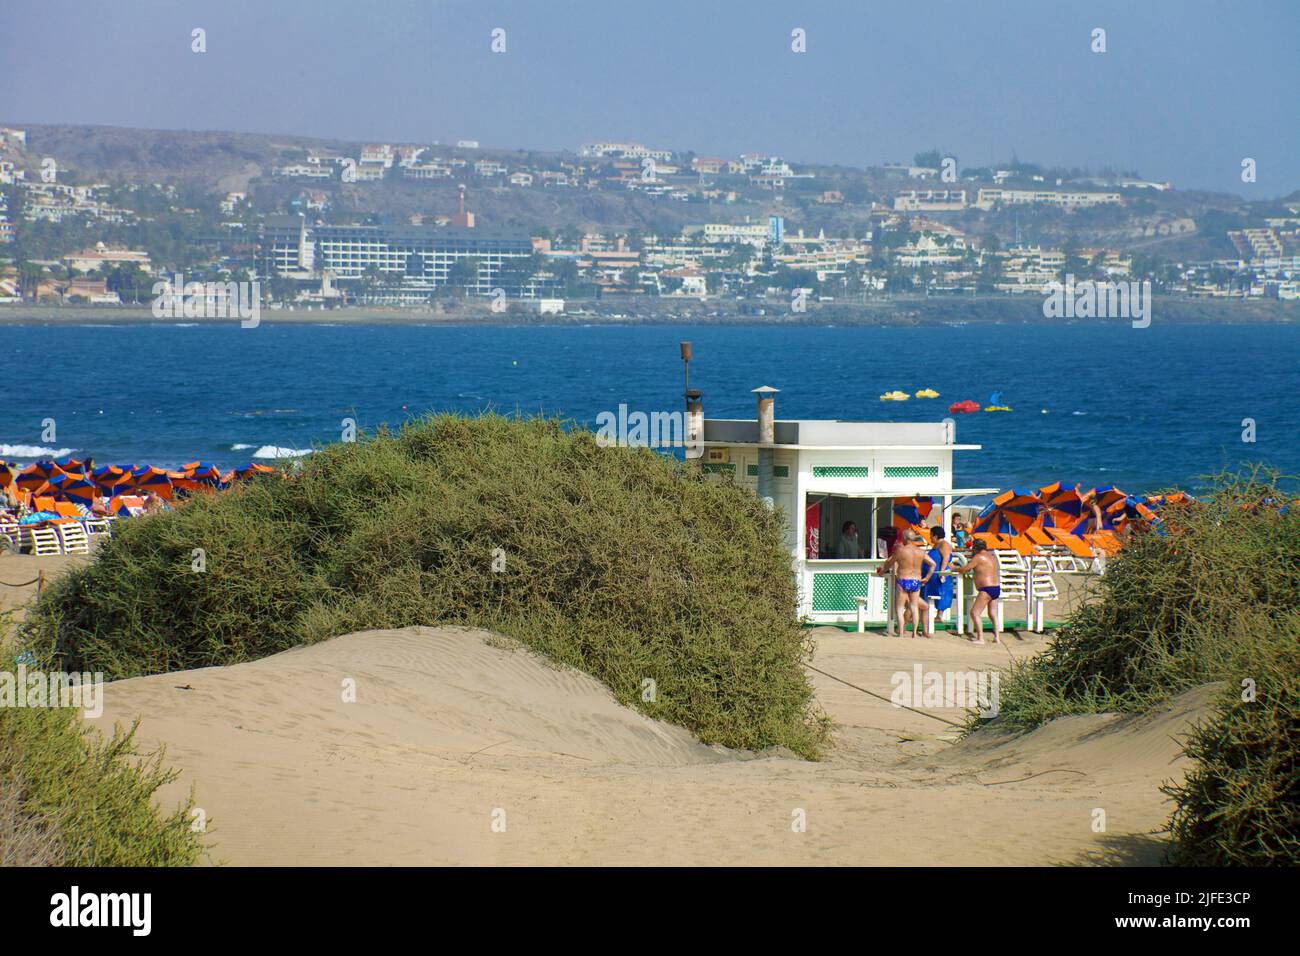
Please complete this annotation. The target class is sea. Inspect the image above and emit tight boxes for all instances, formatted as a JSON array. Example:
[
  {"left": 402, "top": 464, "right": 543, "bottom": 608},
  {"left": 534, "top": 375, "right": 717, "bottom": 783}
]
[{"left": 2, "top": 321, "right": 1297, "bottom": 498}]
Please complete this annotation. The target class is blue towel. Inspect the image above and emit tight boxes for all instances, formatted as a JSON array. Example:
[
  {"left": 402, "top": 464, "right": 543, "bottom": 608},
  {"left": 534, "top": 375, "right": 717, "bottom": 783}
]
[{"left": 923, "top": 546, "right": 954, "bottom": 611}]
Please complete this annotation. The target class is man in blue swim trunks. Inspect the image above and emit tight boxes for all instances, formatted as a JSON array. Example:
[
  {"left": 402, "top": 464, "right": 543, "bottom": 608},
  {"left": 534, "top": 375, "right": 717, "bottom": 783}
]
[
  {"left": 877, "top": 528, "right": 936, "bottom": 639},
  {"left": 957, "top": 539, "right": 1003, "bottom": 645}
]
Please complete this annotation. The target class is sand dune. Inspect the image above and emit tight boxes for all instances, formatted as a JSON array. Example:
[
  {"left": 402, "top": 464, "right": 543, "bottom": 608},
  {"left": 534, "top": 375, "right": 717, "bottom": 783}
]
[{"left": 89, "top": 625, "right": 1216, "bottom": 866}]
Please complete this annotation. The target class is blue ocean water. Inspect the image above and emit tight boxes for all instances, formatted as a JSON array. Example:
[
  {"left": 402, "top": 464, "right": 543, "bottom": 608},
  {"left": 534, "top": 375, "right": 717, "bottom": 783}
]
[{"left": 2, "top": 321, "right": 1296, "bottom": 497}]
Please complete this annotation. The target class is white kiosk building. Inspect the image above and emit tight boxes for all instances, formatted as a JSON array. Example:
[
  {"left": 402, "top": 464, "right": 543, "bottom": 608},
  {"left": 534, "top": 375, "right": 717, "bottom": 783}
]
[{"left": 688, "top": 385, "right": 997, "bottom": 628}]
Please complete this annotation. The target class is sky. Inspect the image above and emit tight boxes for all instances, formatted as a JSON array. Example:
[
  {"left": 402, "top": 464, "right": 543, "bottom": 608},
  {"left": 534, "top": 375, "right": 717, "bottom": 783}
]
[{"left": 3, "top": 0, "right": 1298, "bottom": 197}]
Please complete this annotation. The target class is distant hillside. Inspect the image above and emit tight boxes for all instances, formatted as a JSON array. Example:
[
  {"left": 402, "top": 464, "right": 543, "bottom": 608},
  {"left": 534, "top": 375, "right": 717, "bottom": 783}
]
[
  {"left": 8, "top": 123, "right": 351, "bottom": 193},
  {"left": 6, "top": 122, "right": 772, "bottom": 234},
  {"left": 3, "top": 122, "right": 1294, "bottom": 256}
]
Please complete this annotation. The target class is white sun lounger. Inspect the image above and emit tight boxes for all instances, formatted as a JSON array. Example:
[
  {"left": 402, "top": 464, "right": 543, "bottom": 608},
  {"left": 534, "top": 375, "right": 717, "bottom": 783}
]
[{"left": 53, "top": 521, "right": 90, "bottom": 555}]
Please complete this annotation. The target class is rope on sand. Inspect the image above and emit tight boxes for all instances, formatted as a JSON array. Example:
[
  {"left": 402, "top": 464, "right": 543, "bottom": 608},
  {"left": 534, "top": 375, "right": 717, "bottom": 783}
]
[
  {"left": 805, "top": 663, "right": 967, "bottom": 729},
  {"left": 808, "top": 665, "right": 1092, "bottom": 786},
  {"left": 978, "top": 769, "right": 1088, "bottom": 786}
]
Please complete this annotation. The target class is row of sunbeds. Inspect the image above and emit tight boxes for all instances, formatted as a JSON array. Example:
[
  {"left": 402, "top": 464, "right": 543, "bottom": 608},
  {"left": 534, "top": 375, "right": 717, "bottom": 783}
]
[
  {"left": 0, "top": 495, "right": 146, "bottom": 555},
  {"left": 966, "top": 525, "right": 1119, "bottom": 572}
]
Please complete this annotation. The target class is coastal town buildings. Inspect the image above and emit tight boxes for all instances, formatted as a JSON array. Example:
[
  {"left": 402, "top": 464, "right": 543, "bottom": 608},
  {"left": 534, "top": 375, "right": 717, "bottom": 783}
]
[{"left": 1, "top": 122, "right": 1294, "bottom": 309}]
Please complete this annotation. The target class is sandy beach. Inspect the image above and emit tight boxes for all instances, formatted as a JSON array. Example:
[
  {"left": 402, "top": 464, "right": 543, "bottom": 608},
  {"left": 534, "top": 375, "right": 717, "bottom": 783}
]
[
  {"left": 86, "top": 623, "right": 1214, "bottom": 866},
  {"left": 0, "top": 553, "right": 86, "bottom": 625}
]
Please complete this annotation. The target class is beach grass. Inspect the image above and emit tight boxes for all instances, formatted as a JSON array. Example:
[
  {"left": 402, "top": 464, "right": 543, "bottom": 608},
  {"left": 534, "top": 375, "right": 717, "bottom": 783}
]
[
  {"left": 23, "top": 413, "right": 830, "bottom": 757},
  {"left": 0, "top": 706, "right": 204, "bottom": 866},
  {"left": 1, "top": 610, "right": 204, "bottom": 866},
  {"left": 975, "top": 467, "right": 1299, "bottom": 864}
]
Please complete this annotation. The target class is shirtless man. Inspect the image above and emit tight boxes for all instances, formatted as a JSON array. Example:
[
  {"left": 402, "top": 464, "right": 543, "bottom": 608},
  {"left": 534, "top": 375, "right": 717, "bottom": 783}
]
[
  {"left": 877, "top": 529, "right": 935, "bottom": 638},
  {"left": 957, "top": 539, "right": 1002, "bottom": 644},
  {"left": 1077, "top": 484, "right": 1105, "bottom": 536}
]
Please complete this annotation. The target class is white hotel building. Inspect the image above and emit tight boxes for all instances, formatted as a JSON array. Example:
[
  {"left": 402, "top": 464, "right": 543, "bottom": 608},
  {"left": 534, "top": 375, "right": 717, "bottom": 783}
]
[
  {"left": 260, "top": 215, "right": 535, "bottom": 297},
  {"left": 975, "top": 187, "right": 1122, "bottom": 211}
]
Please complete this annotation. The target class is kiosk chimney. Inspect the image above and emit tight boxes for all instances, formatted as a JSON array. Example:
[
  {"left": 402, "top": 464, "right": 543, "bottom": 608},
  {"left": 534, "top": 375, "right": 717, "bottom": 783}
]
[
  {"left": 752, "top": 386, "right": 779, "bottom": 506},
  {"left": 681, "top": 342, "right": 704, "bottom": 459}
]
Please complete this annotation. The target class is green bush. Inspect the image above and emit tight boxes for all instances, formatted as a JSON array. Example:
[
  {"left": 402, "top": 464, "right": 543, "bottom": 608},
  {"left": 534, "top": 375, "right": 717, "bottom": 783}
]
[
  {"left": 1163, "top": 640, "right": 1299, "bottom": 865},
  {"left": 24, "top": 414, "right": 827, "bottom": 757},
  {"left": 0, "top": 701, "right": 204, "bottom": 866},
  {"left": 978, "top": 468, "right": 1299, "bottom": 864}
]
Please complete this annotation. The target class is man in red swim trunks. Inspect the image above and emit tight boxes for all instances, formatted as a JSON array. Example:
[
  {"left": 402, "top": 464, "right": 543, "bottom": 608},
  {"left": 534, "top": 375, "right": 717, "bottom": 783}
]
[
  {"left": 878, "top": 528, "right": 935, "bottom": 638},
  {"left": 957, "top": 539, "right": 1002, "bottom": 644}
]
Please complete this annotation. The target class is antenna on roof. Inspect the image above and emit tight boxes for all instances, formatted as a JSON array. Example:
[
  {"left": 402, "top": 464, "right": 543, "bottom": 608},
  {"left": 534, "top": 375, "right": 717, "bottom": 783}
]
[{"left": 680, "top": 341, "right": 692, "bottom": 396}]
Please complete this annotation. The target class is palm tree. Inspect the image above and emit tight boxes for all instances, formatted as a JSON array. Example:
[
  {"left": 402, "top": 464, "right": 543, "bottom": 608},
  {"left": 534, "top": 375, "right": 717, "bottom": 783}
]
[{"left": 18, "top": 260, "right": 43, "bottom": 301}]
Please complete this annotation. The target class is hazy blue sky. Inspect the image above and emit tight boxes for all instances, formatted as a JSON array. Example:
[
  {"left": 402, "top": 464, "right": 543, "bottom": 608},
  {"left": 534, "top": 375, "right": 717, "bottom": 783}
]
[{"left": 3, "top": 0, "right": 1297, "bottom": 196}]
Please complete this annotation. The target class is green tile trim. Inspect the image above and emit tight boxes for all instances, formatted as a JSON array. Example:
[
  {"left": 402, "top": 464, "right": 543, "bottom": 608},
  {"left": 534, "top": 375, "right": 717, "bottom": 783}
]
[
  {"left": 883, "top": 465, "right": 939, "bottom": 478},
  {"left": 702, "top": 463, "right": 736, "bottom": 475},
  {"left": 812, "top": 465, "right": 869, "bottom": 478},
  {"left": 746, "top": 464, "right": 791, "bottom": 478}
]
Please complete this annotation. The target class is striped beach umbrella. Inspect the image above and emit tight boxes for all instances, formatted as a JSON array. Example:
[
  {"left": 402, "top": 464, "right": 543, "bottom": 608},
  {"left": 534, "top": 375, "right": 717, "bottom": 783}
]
[
  {"left": 132, "top": 467, "right": 176, "bottom": 500},
  {"left": 232, "top": 462, "right": 276, "bottom": 480},
  {"left": 1086, "top": 486, "right": 1129, "bottom": 530},
  {"left": 972, "top": 489, "right": 1043, "bottom": 536},
  {"left": 1088, "top": 486, "right": 1128, "bottom": 512},
  {"left": 91, "top": 465, "right": 135, "bottom": 496},
  {"left": 16, "top": 461, "right": 59, "bottom": 493},
  {"left": 107, "top": 494, "right": 142, "bottom": 517},
  {"left": 46, "top": 471, "right": 97, "bottom": 507},
  {"left": 1038, "top": 482, "right": 1085, "bottom": 528},
  {"left": 892, "top": 496, "right": 934, "bottom": 533},
  {"left": 91, "top": 463, "right": 126, "bottom": 483},
  {"left": 186, "top": 463, "right": 226, "bottom": 489}
]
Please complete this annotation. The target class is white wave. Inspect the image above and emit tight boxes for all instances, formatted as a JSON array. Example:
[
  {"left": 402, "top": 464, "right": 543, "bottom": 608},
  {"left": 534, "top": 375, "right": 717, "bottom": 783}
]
[
  {"left": 230, "top": 443, "right": 255, "bottom": 450},
  {"left": 0, "top": 444, "right": 76, "bottom": 459},
  {"left": 252, "top": 445, "right": 313, "bottom": 459}
]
